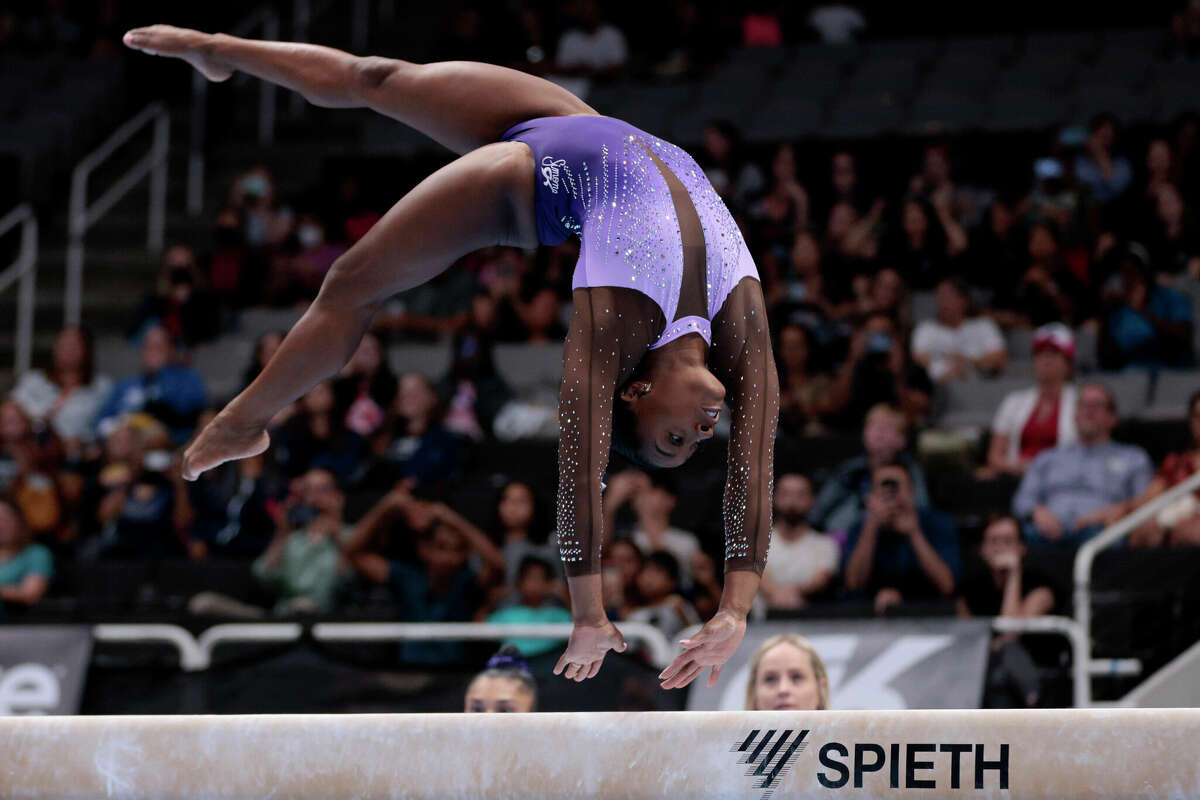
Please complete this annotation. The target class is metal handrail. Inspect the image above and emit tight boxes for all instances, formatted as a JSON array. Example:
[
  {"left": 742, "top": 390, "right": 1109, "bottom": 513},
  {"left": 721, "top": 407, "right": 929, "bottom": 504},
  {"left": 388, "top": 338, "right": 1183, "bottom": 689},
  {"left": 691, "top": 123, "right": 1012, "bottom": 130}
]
[
  {"left": 312, "top": 621, "right": 676, "bottom": 669},
  {"left": 187, "top": 7, "right": 279, "bottom": 215},
  {"left": 1072, "top": 469, "right": 1200, "bottom": 693},
  {"left": 65, "top": 103, "right": 169, "bottom": 326},
  {"left": 0, "top": 205, "right": 38, "bottom": 375},
  {"left": 90, "top": 621, "right": 677, "bottom": 673},
  {"left": 991, "top": 615, "right": 1089, "bottom": 707}
]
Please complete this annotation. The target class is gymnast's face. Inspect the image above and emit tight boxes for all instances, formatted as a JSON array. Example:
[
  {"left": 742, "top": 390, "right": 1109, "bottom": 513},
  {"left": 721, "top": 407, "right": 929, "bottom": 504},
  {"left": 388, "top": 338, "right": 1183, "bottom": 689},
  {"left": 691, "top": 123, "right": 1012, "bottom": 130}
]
[
  {"left": 621, "top": 365, "right": 725, "bottom": 469},
  {"left": 464, "top": 676, "right": 534, "bottom": 713},
  {"left": 753, "top": 643, "right": 825, "bottom": 712}
]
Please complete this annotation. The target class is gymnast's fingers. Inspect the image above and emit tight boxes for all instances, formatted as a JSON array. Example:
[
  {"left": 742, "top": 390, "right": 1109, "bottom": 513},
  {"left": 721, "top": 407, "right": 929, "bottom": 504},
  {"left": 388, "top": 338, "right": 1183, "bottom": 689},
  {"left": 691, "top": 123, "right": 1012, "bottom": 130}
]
[
  {"left": 553, "top": 652, "right": 570, "bottom": 676},
  {"left": 707, "top": 664, "right": 722, "bottom": 687},
  {"left": 665, "top": 663, "right": 704, "bottom": 690},
  {"left": 585, "top": 660, "right": 602, "bottom": 680},
  {"left": 660, "top": 659, "right": 694, "bottom": 689}
]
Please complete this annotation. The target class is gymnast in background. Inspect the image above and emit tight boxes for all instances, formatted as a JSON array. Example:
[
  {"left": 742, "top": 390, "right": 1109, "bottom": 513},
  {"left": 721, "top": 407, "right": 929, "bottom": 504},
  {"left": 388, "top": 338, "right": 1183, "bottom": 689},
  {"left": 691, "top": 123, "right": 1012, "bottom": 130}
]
[
  {"left": 465, "top": 646, "right": 538, "bottom": 713},
  {"left": 123, "top": 23, "right": 778, "bottom": 690}
]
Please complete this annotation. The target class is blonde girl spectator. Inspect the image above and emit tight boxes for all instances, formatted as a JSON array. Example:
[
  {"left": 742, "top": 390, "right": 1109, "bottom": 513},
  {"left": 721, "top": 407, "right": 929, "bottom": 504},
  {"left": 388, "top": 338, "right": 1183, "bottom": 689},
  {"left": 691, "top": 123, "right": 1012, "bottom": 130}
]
[{"left": 744, "top": 634, "right": 831, "bottom": 711}]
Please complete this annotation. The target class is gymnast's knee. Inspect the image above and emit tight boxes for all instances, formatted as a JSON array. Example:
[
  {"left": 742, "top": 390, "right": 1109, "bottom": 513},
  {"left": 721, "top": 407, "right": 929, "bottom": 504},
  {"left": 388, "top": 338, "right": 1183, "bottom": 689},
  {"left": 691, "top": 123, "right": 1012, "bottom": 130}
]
[{"left": 351, "top": 55, "right": 410, "bottom": 99}]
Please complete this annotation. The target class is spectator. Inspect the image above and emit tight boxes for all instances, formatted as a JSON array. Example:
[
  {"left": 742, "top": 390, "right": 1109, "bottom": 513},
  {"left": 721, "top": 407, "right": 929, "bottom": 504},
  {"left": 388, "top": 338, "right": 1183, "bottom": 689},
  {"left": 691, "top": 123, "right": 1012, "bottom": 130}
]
[
  {"left": 0, "top": 401, "right": 65, "bottom": 545},
  {"left": 334, "top": 331, "right": 397, "bottom": 438},
  {"left": 1130, "top": 391, "right": 1200, "bottom": 547},
  {"left": 744, "top": 634, "right": 831, "bottom": 710},
  {"left": 760, "top": 474, "right": 840, "bottom": 610},
  {"left": 438, "top": 292, "right": 513, "bottom": 439},
  {"left": 822, "top": 151, "right": 867, "bottom": 221},
  {"left": 958, "top": 514, "right": 1056, "bottom": 708},
  {"left": 984, "top": 323, "right": 1078, "bottom": 478},
  {"left": 812, "top": 403, "right": 931, "bottom": 535},
  {"left": 554, "top": 0, "right": 628, "bottom": 76},
  {"left": 1075, "top": 113, "right": 1134, "bottom": 207},
  {"left": 11, "top": 327, "right": 111, "bottom": 451},
  {"left": 185, "top": 442, "right": 280, "bottom": 559},
  {"left": 880, "top": 197, "right": 966, "bottom": 290},
  {"left": 464, "top": 645, "right": 538, "bottom": 713},
  {"left": 775, "top": 323, "right": 832, "bottom": 436},
  {"left": 251, "top": 468, "right": 351, "bottom": 615},
  {"left": 94, "top": 325, "right": 208, "bottom": 444},
  {"left": 268, "top": 214, "right": 349, "bottom": 302},
  {"left": 486, "top": 556, "right": 572, "bottom": 657},
  {"left": 996, "top": 221, "right": 1092, "bottom": 328},
  {"left": 1101, "top": 244, "right": 1194, "bottom": 369},
  {"left": 1142, "top": 184, "right": 1200, "bottom": 278},
  {"left": 824, "top": 314, "right": 934, "bottom": 430},
  {"left": 487, "top": 480, "right": 559, "bottom": 594},
  {"left": 698, "top": 120, "right": 764, "bottom": 208},
  {"left": 240, "top": 330, "right": 286, "bottom": 393},
  {"left": 129, "top": 245, "right": 220, "bottom": 348},
  {"left": 749, "top": 145, "right": 810, "bottom": 273},
  {"left": 228, "top": 165, "right": 292, "bottom": 251},
  {"left": 1137, "top": 139, "right": 1176, "bottom": 223},
  {"left": 93, "top": 446, "right": 193, "bottom": 560},
  {"left": 208, "top": 207, "right": 253, "bottom": 308},
  {"left": 271, "top": 380, "right": 367, "bottom": 485},
  {"left": 369, "top": 372, "right": 463, "bottom": 491},
  {"left": 687, "top": 550, "right": 723, "bottom": 621},
  {"left": 603, "top": 471, "right": 700, "bottom": 588},
  {"left": 970, "top": 198, "right": 1027, "bottom": 315},
  {"left": 807, "top": 3, "right": 865, "bottom": 44},
  {"left": 0, "top": 499, "right": 52, "bottom": 612},
  {"left": 842, "top": 267, "right": 910, "bottom": 330},
  {"left": 626, "top": 550, "right": 699, "bottom": 639},
  {"left": 741, "top": 6, "right": 783, "bottom": 47},
  {"left": 1013, "top": 383, "right": 1153, "bottom": 546},
  {"left": 911, "top": 277, "right": 1007, "bottom": 383},
  {"left": 344, "top": 483, "right": 505, "bottom": 663},
  {"left": 603, "top": 537, "right": 644, "bottom": 611},
  {"left": 843, "top": 462, "right": 961, "bottom": 613}
]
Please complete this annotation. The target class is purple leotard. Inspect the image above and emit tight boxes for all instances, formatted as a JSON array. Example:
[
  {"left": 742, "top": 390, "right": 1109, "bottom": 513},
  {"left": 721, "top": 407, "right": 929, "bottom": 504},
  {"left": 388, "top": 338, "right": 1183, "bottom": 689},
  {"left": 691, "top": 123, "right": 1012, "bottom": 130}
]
[
  {"left": 502, "top": 115, "right": 759, "bottom": 349},
  {"left": 501, "top": 115, "right": 778, "bottom": 578}
]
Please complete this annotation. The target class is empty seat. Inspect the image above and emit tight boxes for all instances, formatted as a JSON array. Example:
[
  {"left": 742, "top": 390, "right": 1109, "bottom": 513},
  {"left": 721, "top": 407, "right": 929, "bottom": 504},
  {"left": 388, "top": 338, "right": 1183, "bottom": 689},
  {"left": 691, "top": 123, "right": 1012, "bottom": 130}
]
[
  {"left": 775, "top": 57, "right": 845, "bottom": 100},
  {"left": 905, "top": 88, "right": 988, "bottom": 134},
  {"left": 941, "top": 35, "right": 1019, "bottom": 63},
  {"left": 986, "top": 88, "right": 1075, "bottom": 132},
  {"left": 1096, "top": 371, "right": 1151, "bottom": 418},
  {"left": 1075, "top": 84, "right": 1155, "bottom": 124},
  {"left": 924, "top": 56, "right": 1001, "bottom": 95},
  {"left": 941, "top": 375, "right": 1035, "bottom": 429},
  {"left": 862, "top": 38, "right": 943, "bottom": 65},
  {"left": 725, "top": 46, "right": 790, "bottom": 70},
  {"left": 1143, "top": 370, "right": 1200, "bottom": 420},
  {"left": 996, "top": 53, "right": 1079, "bottom": 93},
  {"left": 494, "top": 343, "right": 562, "bottom": 393},
  {"left": 608, "top": 84, "right": 696, "bottom": 138},
  {"left": 1023, "top": 31, "right": 1101, "bottom": 61},
  {"left": 825, "top": 91, "right": 906, "bottom": 138},
  {"left": 846, "top": 56, "right": 920, "bottom": 94},
  {"left": 743, "top": 94, "right": 824, "bottom": 142}
]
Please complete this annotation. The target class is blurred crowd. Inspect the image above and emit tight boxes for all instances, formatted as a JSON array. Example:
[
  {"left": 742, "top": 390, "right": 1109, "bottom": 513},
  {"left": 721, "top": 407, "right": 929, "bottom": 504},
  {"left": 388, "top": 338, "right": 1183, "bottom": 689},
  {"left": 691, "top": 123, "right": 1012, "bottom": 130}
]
[{"left": 5, "top": 2, "right": 1200, "bottom": 712}]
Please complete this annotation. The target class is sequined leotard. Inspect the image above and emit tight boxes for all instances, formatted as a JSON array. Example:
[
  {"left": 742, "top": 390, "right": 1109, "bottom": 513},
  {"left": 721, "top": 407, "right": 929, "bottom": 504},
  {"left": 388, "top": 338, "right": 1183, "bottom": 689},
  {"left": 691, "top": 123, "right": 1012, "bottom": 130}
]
[{"left": 502, "top": 115, "right": 779, "bottom": 578}]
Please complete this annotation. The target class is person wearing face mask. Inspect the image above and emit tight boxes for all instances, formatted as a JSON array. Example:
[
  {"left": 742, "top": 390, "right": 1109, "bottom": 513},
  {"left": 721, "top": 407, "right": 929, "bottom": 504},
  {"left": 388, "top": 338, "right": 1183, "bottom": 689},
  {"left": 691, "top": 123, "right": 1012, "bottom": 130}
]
[
  {"left": 130, "top": 245, "right": 221, "bottom": 348},
  {"left": 744, "top": 634, "right": 831, "bottom": 711}
]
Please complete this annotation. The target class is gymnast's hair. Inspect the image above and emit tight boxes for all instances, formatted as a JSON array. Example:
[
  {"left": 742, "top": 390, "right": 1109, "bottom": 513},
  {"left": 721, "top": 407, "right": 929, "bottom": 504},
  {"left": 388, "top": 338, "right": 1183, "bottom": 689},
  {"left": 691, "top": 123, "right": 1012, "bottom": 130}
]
[{"left": 474, "top": 645, "right": 538, "bottom": 710}]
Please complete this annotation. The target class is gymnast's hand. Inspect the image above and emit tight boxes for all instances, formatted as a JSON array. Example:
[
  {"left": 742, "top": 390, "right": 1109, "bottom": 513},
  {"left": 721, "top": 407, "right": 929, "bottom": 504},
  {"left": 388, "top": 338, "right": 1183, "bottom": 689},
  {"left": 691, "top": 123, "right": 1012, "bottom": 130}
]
[
  {"left": 658, "top": 610, "right": 747, "bottom": 690},
  {"left": 554, "top": 619, "right": 627, "bottom": 683}
]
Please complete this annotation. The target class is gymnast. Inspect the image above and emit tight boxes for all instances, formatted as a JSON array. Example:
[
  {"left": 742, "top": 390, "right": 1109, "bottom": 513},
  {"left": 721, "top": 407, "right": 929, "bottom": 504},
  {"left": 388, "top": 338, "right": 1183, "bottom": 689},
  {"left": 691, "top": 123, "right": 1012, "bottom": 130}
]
[{"left": 123, "top": 25, "right": 779, "bottom": 690}]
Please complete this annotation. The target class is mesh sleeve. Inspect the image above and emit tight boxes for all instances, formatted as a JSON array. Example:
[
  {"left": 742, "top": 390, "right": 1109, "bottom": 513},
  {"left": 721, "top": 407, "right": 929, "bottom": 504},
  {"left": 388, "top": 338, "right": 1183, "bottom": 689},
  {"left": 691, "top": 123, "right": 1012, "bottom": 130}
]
[
  {"left": 709, "top": 277, "right": 780, "bottom": 575},
  {"left": 556, "top": 286, "right": 663, "bottom": 576}
]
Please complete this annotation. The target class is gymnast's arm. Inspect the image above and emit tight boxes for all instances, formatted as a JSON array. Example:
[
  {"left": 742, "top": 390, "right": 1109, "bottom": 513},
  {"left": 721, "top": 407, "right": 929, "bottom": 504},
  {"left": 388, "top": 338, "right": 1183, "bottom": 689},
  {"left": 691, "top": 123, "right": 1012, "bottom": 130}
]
[
  {"left": 709, "top": 278, "right": 781, "bottom": 614},
  {"left": 555, "top": 288, "right": 660, "bottom": 620}
]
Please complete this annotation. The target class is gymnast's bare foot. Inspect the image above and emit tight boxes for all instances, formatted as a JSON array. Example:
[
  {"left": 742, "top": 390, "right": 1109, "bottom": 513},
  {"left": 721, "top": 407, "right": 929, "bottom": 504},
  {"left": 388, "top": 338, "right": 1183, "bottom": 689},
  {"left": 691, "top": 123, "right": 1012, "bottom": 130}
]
[
  {"left": 123, "top": 25, "right": 234, "bottom": 82},
  {"left": 181, "top": 411, "right": 270, "bottom": 481}
]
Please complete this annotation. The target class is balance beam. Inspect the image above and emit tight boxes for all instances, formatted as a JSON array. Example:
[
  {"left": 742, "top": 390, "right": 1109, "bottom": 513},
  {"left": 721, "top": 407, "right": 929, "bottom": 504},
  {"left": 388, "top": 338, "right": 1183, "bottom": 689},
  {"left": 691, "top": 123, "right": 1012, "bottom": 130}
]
[{"left": 3, "top": 709, "right": 1197, "bottom": 799}]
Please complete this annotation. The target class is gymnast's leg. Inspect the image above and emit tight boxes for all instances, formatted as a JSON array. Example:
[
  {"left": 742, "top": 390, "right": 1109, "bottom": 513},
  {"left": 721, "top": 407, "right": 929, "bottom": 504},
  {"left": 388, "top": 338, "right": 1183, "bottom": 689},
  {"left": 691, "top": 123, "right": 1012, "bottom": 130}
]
[
  {"left": 122, "top": 25, "right": 597, "bottom": 154},
  {"left": 178, "top": 141, "right": 538, "bottom": 479}
]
